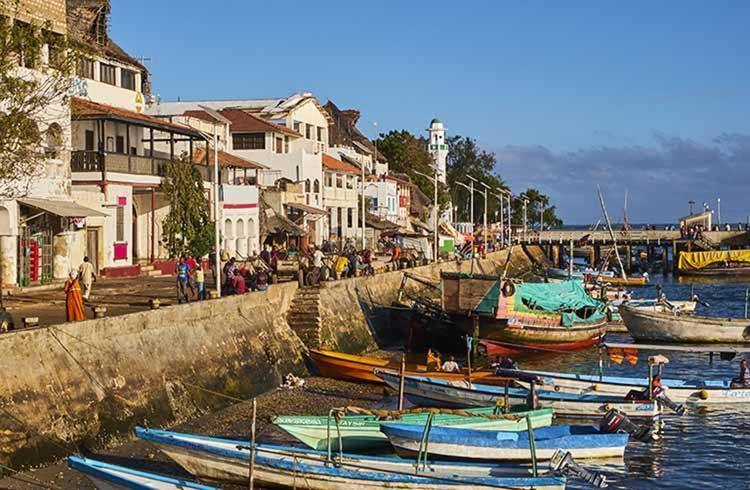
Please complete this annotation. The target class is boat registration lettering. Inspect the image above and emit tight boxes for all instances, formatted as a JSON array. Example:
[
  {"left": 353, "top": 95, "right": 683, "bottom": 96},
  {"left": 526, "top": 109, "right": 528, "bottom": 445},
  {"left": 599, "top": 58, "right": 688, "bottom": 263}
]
[{"left": 724, "top": 390, "right": 750, "bottom": 398}]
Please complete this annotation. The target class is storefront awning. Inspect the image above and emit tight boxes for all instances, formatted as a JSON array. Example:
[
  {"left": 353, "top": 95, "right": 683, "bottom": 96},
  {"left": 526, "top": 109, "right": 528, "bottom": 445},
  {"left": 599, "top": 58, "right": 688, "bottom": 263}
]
[
  {"left": 266, "top": 215, "right": 306, "bottom": 236},
  {"left": 285, "top": 202, "right": 328, "bottom": 215},
  {"left": 19, "top": 198, "right": 107, "bottom": 217}
]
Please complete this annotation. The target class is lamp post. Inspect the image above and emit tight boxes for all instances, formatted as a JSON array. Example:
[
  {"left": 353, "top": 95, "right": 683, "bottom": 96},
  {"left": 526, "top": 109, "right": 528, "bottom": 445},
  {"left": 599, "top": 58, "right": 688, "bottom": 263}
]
[
  {"left": 466, "top": 176, "right": 489, "bottom": 254},
  {"left": 414, "top": 168, "right": 439, "bottom": 263},
  {"left": 456, "top": 180, "right": 476, "bottom": 240},
  {"left": 520, "top": 194, "right": 529, "bottom": 239},
  {"left": 688, "top": 200, "right": 695, "bottom": 215},
  {"left": 717, "top": 198, "right": 722, "bottom": 226}
]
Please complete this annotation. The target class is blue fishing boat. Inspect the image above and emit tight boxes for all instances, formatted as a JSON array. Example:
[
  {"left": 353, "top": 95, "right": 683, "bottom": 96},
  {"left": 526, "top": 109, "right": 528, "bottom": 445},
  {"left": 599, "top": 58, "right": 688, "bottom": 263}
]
[
  {"left": 375, "top": 370, "right": 662, "bottom": 419},
  {"left": 381, "top": 424, "right": 629, "bottom": 461},
  {"left": 68, "top": 456, "right": 218, "bottom": 489},
  {"left": 135, "top": 427, "right": 566, "bottom": 489}
]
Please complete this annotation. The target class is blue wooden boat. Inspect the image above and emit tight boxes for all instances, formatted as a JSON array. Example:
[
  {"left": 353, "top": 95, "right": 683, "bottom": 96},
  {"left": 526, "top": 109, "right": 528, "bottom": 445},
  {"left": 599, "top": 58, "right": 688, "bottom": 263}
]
[
  {"left": 135, "top": 427, "right": 566, "bottom": 489},
  {"left": 375, "top": 369, "right": 661, "bottom": 419},
  {"left": 67, "top": 456, "right": 218, "bottom": 489},
  {"left": 381, "top": 424, "right": 629, "bottom": 461}
]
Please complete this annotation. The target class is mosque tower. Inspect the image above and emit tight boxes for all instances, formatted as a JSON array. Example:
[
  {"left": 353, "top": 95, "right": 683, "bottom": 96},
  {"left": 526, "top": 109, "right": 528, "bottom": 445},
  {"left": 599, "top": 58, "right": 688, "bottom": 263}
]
[{"left": 427, "top": 118, "right": 448, "bottom": 184}]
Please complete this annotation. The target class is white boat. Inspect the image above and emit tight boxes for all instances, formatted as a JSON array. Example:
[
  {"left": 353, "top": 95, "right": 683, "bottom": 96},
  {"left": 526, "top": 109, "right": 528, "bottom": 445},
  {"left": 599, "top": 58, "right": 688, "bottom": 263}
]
[
  {"left": 375, "top": 370, "right": 662, "bottom": 420},
  {"left": 501, "top": 368, "right": 750, "bottom": 405},
  {"left": 68, "top": 456, "right": 218, "bottom": 489},
  {"left": 608, "top": 300, "right": 696, "bottom": 324},
  {"left": 135, "top": 427, "right": 567, "bottom": 490},
  {"left": 620, "top": 305, "right": 750, "bottom": 343}
]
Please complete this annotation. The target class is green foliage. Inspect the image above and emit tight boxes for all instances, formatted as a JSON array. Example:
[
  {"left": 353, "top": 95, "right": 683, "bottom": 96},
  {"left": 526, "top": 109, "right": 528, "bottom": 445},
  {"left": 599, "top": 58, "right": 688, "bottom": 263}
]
[
  {"left": 375, "top": 130, "right": 451, "bottom": 210},
  {"left": 512, "top": 187, "right": 563, "bottom": 228},
  {"left": 161, "top": 153, "right": 213, "bottom": 257},
  {"left": 0, "top": 2, "right": 82, "bottom": 198}
]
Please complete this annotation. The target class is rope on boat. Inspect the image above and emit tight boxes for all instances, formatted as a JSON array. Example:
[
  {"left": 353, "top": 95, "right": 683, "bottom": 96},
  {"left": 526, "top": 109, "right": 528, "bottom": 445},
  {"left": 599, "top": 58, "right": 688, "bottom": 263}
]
[{"left": 336, "top": 405, "right": 523, "bottom": 421}]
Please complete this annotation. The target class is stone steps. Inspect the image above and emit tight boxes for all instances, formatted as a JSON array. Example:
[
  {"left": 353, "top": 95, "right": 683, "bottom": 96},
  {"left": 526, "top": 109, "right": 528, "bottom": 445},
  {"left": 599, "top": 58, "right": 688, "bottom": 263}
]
[{"left": 286, "top": 286, "right": 322, "bottom": 349}]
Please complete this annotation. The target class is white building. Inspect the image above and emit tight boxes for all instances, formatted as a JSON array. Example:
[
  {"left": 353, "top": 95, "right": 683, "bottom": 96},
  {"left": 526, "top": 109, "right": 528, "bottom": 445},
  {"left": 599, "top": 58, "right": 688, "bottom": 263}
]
[
  {"left": 322, "top": 153, "right": 360, "bottom": 243},
  {"left": 148, "top": 93, "right": 331, "bottom": 244},
  {"left": 427, "top": 117, "right": 451, "bottom": 223}
]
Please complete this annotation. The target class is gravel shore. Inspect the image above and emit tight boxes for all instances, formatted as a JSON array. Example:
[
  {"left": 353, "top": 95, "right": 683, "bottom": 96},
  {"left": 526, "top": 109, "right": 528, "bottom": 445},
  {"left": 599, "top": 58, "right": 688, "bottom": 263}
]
[{"left": 0, "top": 377, "right": 385, "bottom": 489}]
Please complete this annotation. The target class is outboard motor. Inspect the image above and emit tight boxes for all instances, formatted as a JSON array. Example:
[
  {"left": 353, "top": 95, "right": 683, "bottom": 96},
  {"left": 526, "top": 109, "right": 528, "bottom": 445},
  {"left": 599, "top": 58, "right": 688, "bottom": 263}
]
[
  {"left": 551, "top": 449, "right": 608, "bottom": 488},
  {"left": 600, "top": 409, "right": 658, "bottom": 442},
  {"left": 656, "top": 393, "right": 687, "bottom": 416}
]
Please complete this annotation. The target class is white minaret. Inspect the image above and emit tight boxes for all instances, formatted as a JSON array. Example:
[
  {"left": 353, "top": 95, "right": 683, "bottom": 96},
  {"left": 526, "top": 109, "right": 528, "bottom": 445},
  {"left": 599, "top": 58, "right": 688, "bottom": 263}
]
[{"left": 427, "top": 118, "right": 448, "bottom": 183}]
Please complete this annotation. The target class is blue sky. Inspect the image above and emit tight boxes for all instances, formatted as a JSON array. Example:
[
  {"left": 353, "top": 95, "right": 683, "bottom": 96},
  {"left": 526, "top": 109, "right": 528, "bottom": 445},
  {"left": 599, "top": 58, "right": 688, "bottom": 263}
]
[{"left": 111, "top": 1, "right": 750, "bottom": 225}]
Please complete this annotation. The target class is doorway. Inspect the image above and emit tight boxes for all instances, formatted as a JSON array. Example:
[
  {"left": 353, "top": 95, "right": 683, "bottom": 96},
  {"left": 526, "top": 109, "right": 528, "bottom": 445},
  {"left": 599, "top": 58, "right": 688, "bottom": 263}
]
[{"left": 86, "top": 228, "right": 99, "bottom": 273}]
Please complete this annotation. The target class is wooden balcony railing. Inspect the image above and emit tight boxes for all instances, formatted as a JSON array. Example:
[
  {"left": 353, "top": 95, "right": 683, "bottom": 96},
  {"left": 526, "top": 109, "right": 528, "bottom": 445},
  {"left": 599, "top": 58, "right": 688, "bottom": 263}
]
[{"left": 71, "top": 151, "right": 211, "bottom": 181}]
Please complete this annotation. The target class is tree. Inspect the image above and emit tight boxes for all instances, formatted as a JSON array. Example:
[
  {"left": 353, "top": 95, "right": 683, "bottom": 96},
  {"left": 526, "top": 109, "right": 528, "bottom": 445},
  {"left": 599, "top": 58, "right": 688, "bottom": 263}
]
[
  {"left": 446, "top": 136, "right": 507, "bottom": 224},
  {"left": 161, "top": 153, "right": 214, "bottom": 258},
  {"left": 0, "top": 1, "right": 80, "bottom": 199},
  {"left": 376, "top": 130, "right": 451, "bottom": 210},
  {"left": 510, "top": 187, "right": 563, "bottom": 229}
]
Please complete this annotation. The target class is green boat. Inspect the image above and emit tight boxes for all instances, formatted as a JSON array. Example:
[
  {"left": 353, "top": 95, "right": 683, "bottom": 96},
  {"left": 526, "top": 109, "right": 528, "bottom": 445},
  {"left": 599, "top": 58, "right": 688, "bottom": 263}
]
[{"left": 273, "top": 406, "right": 554, "bottom": 451}]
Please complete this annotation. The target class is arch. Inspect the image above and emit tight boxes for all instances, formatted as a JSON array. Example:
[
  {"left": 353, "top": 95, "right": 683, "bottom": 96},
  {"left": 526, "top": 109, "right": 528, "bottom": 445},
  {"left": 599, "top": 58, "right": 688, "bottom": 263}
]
[
  {"left": 224, "top": 218, "right": 234, "bottom": 239},
  {"left": 45, "top": 123, "right": 63, "bottom": 158},
  {"left": 313, "top": 179, "right": 320, "bottom": 193},
  {"left": 235, "top": 218, "right": 245, "bottom": 238},
  {"left": 0, "top": 206, "right": 10, "bottom": 235},
  {"left": 305, "top": 179, "right": 311, "bottom": 193},
  {"left": 246, "top": 217, "right": 256, "bottom": 237}
]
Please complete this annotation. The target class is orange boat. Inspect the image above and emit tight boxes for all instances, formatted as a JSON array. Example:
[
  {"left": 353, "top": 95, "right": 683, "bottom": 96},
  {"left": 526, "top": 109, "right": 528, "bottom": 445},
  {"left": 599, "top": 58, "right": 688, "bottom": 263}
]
[{"left": 309, "top": 349, "right": 497, "bottom": 384}]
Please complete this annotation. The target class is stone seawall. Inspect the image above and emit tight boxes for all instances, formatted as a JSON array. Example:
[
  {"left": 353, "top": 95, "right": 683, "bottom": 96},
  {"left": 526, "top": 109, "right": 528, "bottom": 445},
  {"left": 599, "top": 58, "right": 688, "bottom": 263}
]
[{"left": 0, "top": 245, "right": 545, "bottom": 467}]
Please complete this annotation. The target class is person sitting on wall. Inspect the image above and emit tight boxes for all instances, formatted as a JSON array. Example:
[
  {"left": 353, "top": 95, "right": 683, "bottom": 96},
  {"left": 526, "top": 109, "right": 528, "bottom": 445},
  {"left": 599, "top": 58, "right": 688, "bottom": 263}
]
[
  {"left": 731, "top": 359, "right": 750, "bottom": 388},
  {"left": 256, "top": 270, "right": 269, "bottom": 291}
]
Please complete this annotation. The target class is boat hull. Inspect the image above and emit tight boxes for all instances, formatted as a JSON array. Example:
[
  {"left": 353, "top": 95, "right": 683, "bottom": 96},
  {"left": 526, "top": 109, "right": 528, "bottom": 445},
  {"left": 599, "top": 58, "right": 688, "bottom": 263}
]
[
  {"left": 480, "top": 336, "right": 602, "bottom": 356},
  {"left": 376, "top": 370, "right": 661, "bottom": 420},
  {"left": 620, "top": 306, "right": 750, "bottom": 343},
  {"left": 136, "top": 428, "right": 565, "bottom": 490},
  {"left": 273, "top": 407, "right": 554, "bottom": 451}
]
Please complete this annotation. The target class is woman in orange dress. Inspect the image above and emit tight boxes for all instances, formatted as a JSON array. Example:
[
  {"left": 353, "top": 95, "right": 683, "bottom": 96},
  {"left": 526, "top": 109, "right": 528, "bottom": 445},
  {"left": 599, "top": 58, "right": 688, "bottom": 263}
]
[{"left": 64, "top": 271, "right": 85, "bottom": 322}]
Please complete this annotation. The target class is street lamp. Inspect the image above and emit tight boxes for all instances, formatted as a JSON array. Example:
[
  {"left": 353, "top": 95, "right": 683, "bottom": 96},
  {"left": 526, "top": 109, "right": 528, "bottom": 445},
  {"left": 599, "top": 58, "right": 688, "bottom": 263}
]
[
  {"left": 688, "top": 200, "right": 695, "bottom": 215},
  {"left": 456, "top": 180, "right": 475, "bottom": 238},
  {"left": 413, "top": 167, "right": 439, "bottom": 263},
  {"left": 467, "top": 176, "right": 489, "bottom": 253}
]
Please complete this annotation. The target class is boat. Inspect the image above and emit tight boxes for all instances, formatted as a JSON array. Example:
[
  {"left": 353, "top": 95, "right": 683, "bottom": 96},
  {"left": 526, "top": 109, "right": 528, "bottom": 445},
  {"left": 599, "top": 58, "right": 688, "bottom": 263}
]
[
  {"left": 375, "top": 370, "right": 661, "bottom": 420},
  {"left": 496, "top": 367, "right": 750, "bottom": 405},
  {"left": 678, "top": 249, "right": 750, "bottom": 276},
  {"left": 309, "top": 349, "right": 496, "bottom": 384},
  {"left": 620, "top": 305, "right": 750, "bottom": 343},
  {"left": 441, "top": 274, "right": 608, "bottom": 349},
  {"left": 68, "top": 456, "right": 218, "bottom": 489},
  {"left": 381, "top": 423, "right": 629, "bottom": 461},
  {"left": 585, "top": 274, "right": 648, "bottom": 287},
  {"left": 607, "top": 299, "right": 697, "bottom": 325},
  {"left": 273, "top": 406, "right": 553, "bottom": 451},
  {"left": 480, "top": 337, "right": 602, "bottom": 357},
  {"left": 136, "top": 427, "right": 567, "bottom": 489},
  {"left": 546, "top": 267, "right": 614, "bottom": 280}
]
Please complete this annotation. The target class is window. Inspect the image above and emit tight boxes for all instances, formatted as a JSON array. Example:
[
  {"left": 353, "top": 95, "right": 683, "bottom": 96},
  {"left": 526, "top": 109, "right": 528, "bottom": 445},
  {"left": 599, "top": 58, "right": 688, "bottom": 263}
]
[
  {"left": 116, "top": 206, "right": 125, "bottom": 241},
  {"left": 78, "top": 58, "right": 94, "bottom": 79},
  {"left": 336, "top": 174, "right": 343, "bottom": 188},
  {"left": 313, "top": 179, "right": 320, "bottom": 193},
  {"left": 121, "top": 69, "right": 136, "bottom": 90},
  {"left": 233, "top": 133, "right": 265, "bottom": 150},
  {"left": 325, "top": 172, "right": 332, "bottom": 187},
  {"left": 45, "top": 123, "right": 63, "bottom": 158},
  {"left": 85, "top": 130, "right": 95, "bottom": 151},
  {"left": 130, "top": 146, "right": 137, "bottom": 155},
  {"left": 100, "top": 63, "right": 116, "bottom": 85},
  {"left": 317, "top": 127, "right": 324, "bottom": 142},
  {"left": 346, "top": 175, "right": 353, "bottom": 189},
  {"left": 116, "top": 135, "right": 125, "bottom": 154},
  {"left": 275, "top": 136, "right": 283, "bottom": 154},
  {"left": 347, "top": 208, "right": 353, "bottom": 228},
  {"left": 284, "top": 136, "right": 290, "bottom": 153},
  {"left": 305, "top": 124, "right": 313, "bottom": 140},
  {"left": 305, "top": 179, "right": 311, "bottom": 193}
]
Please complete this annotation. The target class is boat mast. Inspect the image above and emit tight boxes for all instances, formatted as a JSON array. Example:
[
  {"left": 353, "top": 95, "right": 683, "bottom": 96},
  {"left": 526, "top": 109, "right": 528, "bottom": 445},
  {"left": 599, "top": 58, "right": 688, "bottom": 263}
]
[{"left": 598, "top": 186, "right": 628, "bottom": 281}]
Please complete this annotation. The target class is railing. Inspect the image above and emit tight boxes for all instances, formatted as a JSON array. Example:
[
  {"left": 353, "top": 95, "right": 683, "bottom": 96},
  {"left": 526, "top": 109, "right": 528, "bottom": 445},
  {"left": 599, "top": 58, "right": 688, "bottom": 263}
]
[
  {"left": 71, "top": 150, "right": 103, "bottom": 172},
  {"left": 71, "top": 151, "right": 210, "bottom": 180}
]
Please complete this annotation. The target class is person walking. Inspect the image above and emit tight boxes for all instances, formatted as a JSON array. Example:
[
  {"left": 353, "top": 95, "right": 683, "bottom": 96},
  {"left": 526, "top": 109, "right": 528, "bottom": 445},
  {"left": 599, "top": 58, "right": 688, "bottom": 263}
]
[
  {"left": 64, "top": 271, "right": 85, "bottom": 322},
  {"left": 78, "top": 256, "right": 96, "bottom": 301},
  {"left": 195, "top": 263, "right": 206, "bottom": 300},
  {"left": 175, "top": 256, "right": 190, "bottom": 304}
]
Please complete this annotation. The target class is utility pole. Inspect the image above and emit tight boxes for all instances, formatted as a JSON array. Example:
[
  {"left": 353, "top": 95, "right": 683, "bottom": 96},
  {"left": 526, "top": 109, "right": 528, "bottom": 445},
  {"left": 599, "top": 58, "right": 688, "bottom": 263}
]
[
  {"left": 522, "top": 196, "right": 528, "bottom": 239},
  {"left": 414, "top": 168, "right": 439, "bottom": 263},
  {"left": 717, "top": 198, "right": 722, "bottom": 226}
]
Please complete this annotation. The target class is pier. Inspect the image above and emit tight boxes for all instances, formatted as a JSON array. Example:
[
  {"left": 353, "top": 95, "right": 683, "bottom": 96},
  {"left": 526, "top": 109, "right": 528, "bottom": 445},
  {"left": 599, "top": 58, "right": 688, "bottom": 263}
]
[{"left": 517, "top": 230, "right": 750, "bottom": 274}]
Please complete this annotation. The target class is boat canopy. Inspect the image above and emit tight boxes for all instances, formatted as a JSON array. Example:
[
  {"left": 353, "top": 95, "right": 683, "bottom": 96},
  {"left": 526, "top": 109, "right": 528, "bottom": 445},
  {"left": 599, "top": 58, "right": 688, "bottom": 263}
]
[
  {"left": 515, "top": 281, "right": 602, "bottom": 313},
  {"left": 678, "top": 249, "right": 750, "bottom": 270}
]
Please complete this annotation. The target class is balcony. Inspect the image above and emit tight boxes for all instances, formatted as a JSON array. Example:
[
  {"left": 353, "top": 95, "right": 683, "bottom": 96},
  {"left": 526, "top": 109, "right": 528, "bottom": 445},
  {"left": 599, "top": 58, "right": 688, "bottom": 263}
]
[{"left": 72, "top": 151, "right": 210, "bottom": 181}]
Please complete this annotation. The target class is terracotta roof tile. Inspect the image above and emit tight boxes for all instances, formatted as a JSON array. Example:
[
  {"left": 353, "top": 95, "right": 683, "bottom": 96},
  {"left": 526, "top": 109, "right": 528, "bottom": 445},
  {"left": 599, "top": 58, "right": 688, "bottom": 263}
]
[
  {"left": 71, "top": 98, "right": 199, "bottom": 136},
  {"left": 192, "top": 147, "right": 267, "bottom": 170},
  {"left": 322, "top": 154, "right": 361, "bottom": 174},
  {"left": 219, "top": 108, "right": 301, "bottom": 137}
]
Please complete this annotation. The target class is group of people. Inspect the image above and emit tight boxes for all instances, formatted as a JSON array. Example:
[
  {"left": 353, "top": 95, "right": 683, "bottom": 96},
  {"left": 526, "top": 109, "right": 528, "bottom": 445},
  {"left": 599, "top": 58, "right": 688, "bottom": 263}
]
[
  {"left": 175, "top": 255, "right": 207, "bottom": 304},
  {"left": 679, "top": 224, "right": 705, "bottom": 240},
  {"left": 222, "top": 257, "right": 269, "bottom": 296}
]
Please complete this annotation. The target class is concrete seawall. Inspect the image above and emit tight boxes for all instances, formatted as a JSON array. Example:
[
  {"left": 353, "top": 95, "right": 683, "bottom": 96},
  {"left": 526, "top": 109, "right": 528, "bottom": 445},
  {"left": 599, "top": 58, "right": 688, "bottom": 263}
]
[{"left": 0, "top": 245, "right": 545, "bottom": 467}]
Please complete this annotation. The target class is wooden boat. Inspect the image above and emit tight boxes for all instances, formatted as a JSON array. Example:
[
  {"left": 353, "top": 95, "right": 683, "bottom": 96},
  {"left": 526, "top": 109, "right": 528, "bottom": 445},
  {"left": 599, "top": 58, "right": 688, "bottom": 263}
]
[
  {"left": 620, "top": 305, "right": 750, "bottom": 343},
  {"left": 375, "top": 370, "right": 661, "bottom": 420},
  {"left": 381, "top": 424, "right": 629, "bottom": 461},
  {"left": 441, "top": 274, "right": 608, "bottom": 348},
  {"left": 480, "top": 337, "right": 602, "bottom": 357},
  {"left": 136, "top": 427, "right": 567, "bottom": 490},
  {"left": 68, "top": 456, "right": 218, "bottom": 489},
  {"left": 499, "top": 368, "right": 750, "bottom": 406},
  {"left": 607, "top": 300, "right": 696, "bottom": 324},
  {"left": 310, "top": 349, "right": 496, "bottom": 384},
  {"left": 546, "top": 267, "right": 614, "bottom": 280},
  {"left": 678, "top": 250, "right": 750, "bottom": 276},
  {"left": 273, "top": 406, "right": 553, "bottom": 451},
  {"left": 585, "top": 274, "right": 648, "bottom": 287}
]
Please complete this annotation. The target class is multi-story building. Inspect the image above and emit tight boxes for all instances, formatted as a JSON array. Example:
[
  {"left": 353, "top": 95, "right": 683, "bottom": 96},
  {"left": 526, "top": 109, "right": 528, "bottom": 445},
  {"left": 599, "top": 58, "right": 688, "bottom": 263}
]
[
  {"left": 148, "top": 93, "right": 331, "bottom": 245},
  {"left": 322, "top": 154, "right": 360, "bottom": 243}
]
